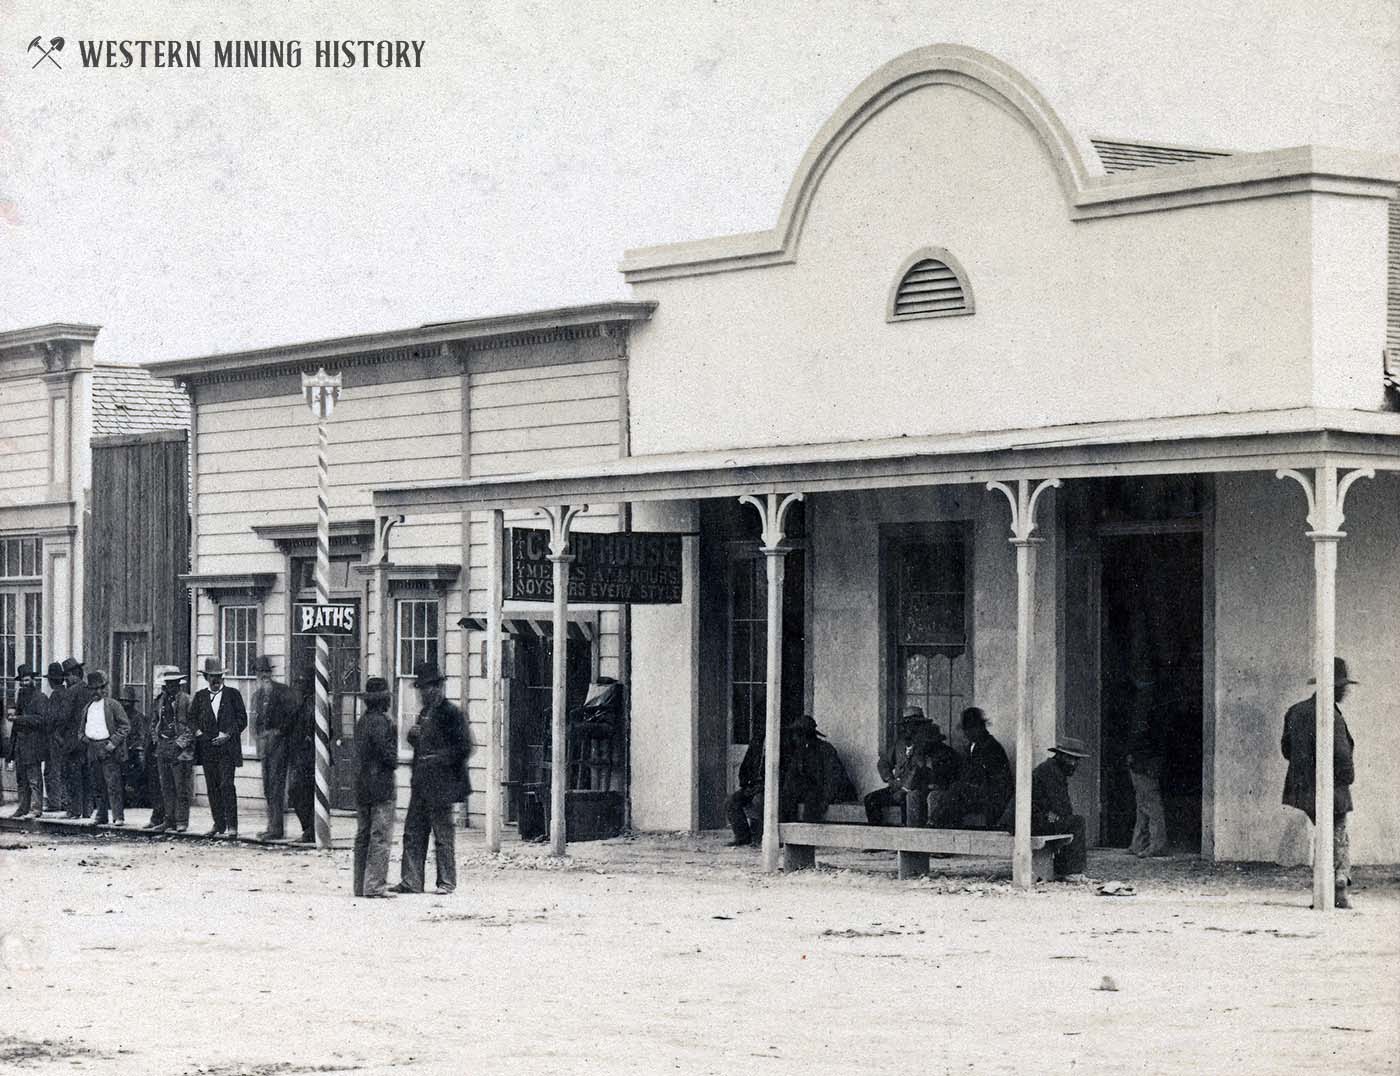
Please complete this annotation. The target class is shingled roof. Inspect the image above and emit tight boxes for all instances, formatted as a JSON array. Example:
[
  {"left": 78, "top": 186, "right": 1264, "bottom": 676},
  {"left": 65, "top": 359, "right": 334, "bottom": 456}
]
[
  {"left": 1091, "top": 138, "right": 1233, "bottom": 173},
  {"left": 91, "top": 363, "right": 190, "bottom": 437}
]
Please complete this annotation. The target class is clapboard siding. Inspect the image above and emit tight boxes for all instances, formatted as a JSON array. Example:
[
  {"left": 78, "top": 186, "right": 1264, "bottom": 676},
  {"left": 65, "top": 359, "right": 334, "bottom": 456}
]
[
  {"left": 83, "top": 434, "right": 191, "bottom": 674},
  {"left": 471, "top": 443, "right": 620, "bottom": 478},
  {"left": 0, "top": 375, "right": 53, "bottom": 505}
]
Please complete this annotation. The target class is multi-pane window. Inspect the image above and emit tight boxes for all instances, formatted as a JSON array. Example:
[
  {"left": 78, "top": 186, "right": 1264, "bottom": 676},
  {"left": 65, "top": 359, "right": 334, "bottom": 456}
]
[
  {"left": 116, "top": 633, "right": 150, "bottom": 710},
  {"left": 889, "top": 527, "right": 972, "bottom": 743},
  {"left": 394, "top": 598, "right": 439, "bottom": 748},
  {"left": 728, "top": 555, "right": 767, "bottom": 747},
  {"left": 220, "top": 606, "right": 258, "bottom": 678},
  {"left": 0, "top": 538, "right": 40, "bottom": 579},
  {"left": 1, "top": 589, "right": 42, "bottom": 705}
]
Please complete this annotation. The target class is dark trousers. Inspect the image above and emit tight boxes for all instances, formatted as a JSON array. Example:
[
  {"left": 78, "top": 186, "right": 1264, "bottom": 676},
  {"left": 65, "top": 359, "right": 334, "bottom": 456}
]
[
  {"left": 202, "top": 754, "right": 239, "bottom": 833},
  {"left": 158, "top": 756, "right": 193, "bottom": 828},
  {"left": 1034, "top": 813, "right": 1087, "bottom": 877},
  {"left": 354, "top": 795, "right": 397, "bottom": 897},
  {"left": 399, "top": 795, "right": 455, "bottom": 893},
  {"left": 46, "top": 741, "right": 66, "bottom": 811},
  {"left": 88, "top": 744, "right": 124, "bottom": 823},
  {"left": 14, "top": 761, "right": 44, "bottom": 814},
  {"left": 259, "top": 734, "right": 290, "bottom": 836},
  {"left": 725, "top": 783, "right": 823, "bottom": 843},
  {"left": 143, "top": 748, "right": 165, "bottom": 825},
  {"left": 726, "top": 787, "right": 761, "bottom": 843},
  {"left": 66, "top": 749, "right": 92, "bottom": 817},
  {"left": 288, "top": 757, "right": 314, "bottom": 837},
  {"left": 932, "top": 782, "right": 993, "bottom": 828}
]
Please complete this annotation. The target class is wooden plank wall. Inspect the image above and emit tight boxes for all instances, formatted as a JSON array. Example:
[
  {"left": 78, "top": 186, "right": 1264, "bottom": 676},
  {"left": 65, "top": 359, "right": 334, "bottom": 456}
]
[
  {"left": 0, "top": 370, "right": 54, "bottom": 507},
  {"left": 83, "top": 433, "right": 191, "bottom": 682}
]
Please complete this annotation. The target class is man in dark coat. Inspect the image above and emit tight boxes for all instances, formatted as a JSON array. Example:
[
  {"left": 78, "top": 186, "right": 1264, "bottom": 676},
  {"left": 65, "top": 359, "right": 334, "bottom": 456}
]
[
  {"left": 353, "top": 677, "right": 399, "bottom": 898},
  {"left": 286, "top": 670, "right": 317, "bottom": 843},
  {"left": 394, "top": 662, "right": 469, "bottom": 894},
  {"left": 932, "top": 707, "right": 1013, "bottom": 828},
  {"left": 117, "top": 687, "right": 157, "bottom": 818},
  {"left": 190, "top": 657, "right": 248, "bottom": 837},
  {"left": 724, "top": 725, "right": 766, "bottom": 846},
  {"left": 864, "top": 706, "right": 962, "bottom": 826},
  {"left": 1023, "top": 737, "right": 1090, "bottom": 880},
  {"left": 250, "top": 656, "right": 301, "bottom": 841},
  {"left": 1282, "top": 657, "right": 1358, "bottom": 909},
  {"left": 151, "top": 669, "right": 196, "bottom": 832},
  {"left": 79, "top": 670, "right": 131, "bottom": 826},
  {"left": 7, "top": 664, "right": 47, "bottom": 817},
  {"left": 59, "top": 657, "right": 94, "bottom": 818},
  {"left": 40, "top": 662, "right": 67, "bottom": 813}
]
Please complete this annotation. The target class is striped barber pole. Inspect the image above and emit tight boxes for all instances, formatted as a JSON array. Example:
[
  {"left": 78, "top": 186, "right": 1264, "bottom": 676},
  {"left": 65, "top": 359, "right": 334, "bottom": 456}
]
[{"left": 302, "top": 367, "right": 342, "bottom": 850}]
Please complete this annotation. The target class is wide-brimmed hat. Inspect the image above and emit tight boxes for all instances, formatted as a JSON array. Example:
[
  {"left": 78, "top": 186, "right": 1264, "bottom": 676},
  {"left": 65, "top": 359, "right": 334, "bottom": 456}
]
[
  {"left": 1050, "top": 736, "right": 1090, "bottom": 759},
  {"left": 254, "top": 655, "right": 274, "bottom": 675},
  {"left": 899, "top": 705, "right": 927, "bottom": 724},
  {"left": 1307, "top": 657, "right": 1358, "bottom": 687},
  {"left": 413, "top": 661, "right": 445, "bottom": 687},
  {"left": 61, "top": 657, "right": 84, "bottom": 675},
  {"left": 783, "top": 713, "right": 826, "bottom": 738},
  {"left": 201, "top": 657, "right": 225, "bottom": 677},
  {"left": 116, "top": 686, "right": 137, "bottom": 703},
  {"left": 16, "top": 663, "right": 36, "bottom": 680},
  {"left": 160, "top": 668, "right": 186, "bottom": 684},
  {"left": 45, "top": 661, "right": 65, "bottom": 681},
  {"left": 85, "top": 670, "right": 109, "bottom": 690}
]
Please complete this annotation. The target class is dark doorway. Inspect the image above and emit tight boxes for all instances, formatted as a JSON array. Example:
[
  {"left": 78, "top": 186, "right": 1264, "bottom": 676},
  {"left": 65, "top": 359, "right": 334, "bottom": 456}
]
[
  {"left": 292, "top": 613, "right": 362, "bottom": 812},
  {"left": 504, "top": 627, "right": 592, "bottom": 821},
  {"left": 1098, "top": 533, "right": 1204, "bottom": 852}
]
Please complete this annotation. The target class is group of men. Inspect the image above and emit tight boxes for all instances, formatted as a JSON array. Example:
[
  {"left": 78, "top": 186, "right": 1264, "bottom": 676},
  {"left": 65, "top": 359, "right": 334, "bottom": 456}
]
[{"left": 3, "top": 654, "right": 316, "bottom": 839}]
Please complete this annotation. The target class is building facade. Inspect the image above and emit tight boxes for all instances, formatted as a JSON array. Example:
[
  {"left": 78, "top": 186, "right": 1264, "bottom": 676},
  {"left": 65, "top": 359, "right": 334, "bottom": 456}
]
[{"left": 373, "top": 46, "right": 1400, "bottom": 867}]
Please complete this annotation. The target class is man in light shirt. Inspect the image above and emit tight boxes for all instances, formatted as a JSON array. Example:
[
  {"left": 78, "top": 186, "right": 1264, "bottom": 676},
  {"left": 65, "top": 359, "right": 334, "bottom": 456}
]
[{"left": 79, "top": 670, "right": 131, "bottom": 826}]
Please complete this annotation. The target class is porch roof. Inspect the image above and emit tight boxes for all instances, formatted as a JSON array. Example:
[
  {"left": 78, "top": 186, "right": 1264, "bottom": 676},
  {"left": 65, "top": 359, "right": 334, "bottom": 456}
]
[{"left": 372, "top": 406, "right": 1400, "bottom": 515}]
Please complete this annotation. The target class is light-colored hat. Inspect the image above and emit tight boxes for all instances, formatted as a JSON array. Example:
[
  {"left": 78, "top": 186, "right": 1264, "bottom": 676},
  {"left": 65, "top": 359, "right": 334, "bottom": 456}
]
[{"left": 1050, "top": 736, "right": 1090, "bottom": 759}]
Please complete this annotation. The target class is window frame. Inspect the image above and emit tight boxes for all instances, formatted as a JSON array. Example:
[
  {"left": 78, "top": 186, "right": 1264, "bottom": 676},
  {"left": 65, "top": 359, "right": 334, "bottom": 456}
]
[
  {"left": 393, "top": 596, "right": 442, "bottom": 752},
  {"left": 218, "top": 603, "right": 260, "bottom": 749}
]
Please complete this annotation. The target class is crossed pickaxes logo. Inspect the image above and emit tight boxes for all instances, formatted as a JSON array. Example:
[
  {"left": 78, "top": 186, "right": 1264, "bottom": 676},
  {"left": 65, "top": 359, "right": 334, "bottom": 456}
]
[{"left": 28, "top": 35, "right": 65, "bottom": 69}]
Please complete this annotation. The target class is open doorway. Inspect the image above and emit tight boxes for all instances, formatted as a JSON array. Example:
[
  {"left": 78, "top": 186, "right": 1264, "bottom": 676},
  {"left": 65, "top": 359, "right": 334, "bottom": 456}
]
[{"left": 1098, "top": 532, "right": 1204, "bottom": 852}]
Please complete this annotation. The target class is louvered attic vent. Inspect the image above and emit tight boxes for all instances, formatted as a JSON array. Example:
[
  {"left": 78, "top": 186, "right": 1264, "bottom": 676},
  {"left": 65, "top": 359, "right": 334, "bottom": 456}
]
[{"left": 887, "top": 248, "right": 974, "bottom": 322}]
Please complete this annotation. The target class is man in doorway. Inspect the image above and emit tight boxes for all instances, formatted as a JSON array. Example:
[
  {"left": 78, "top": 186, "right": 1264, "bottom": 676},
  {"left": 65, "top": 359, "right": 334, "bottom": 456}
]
[
  {"left": 152, "top": 669, "right": 195, "bottom": 832},
  {"left": 287, "top": 669, "right": 317, "bottom": 843},
  {"left": 251, "top": 656, "right": 300, "bottom": 841},
  {"left": 1027, "top": 736, "right": 1091, "bottom": 881},
  {"left": 932, "top": 707, "right": 1012, "bottom": 828},
  {"left": 190, "top": 657, "right": 248, "bottom": 837},
  {"left": 79, "top": 671, "right": 131, "bottom": 826},
  {"left": 7, "top": 664, "right": 47, "bottom": 817},
  {"left": 1127, "top": 669, "right": 1171, "bottom": 858},
  {"left": 1281, "top": 657, "right": 1358, "bottom": 909},
  {"left": 41, "top": 662, "right": 67, "bottom": 814},
  {"left": 395, "top": 662, "right": 469, "bottom": 894},
  {"left": 724, "top": 724, "right": 765, "bottom": 847}
]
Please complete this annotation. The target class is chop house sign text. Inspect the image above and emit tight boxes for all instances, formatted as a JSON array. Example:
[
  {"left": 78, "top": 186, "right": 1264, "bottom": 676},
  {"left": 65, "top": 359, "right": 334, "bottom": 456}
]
[{"left": 506, "top": 528, "right": 683, "bottom": 604}]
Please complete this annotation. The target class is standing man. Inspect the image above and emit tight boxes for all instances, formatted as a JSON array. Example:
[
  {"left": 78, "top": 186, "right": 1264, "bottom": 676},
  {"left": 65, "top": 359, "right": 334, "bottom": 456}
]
[
  {"left": 117, "top": 687, "right": 156, "bottom": 823},
  {"left": 7, "top": 665, "right": 47, "bottom": 817},
  {"left": 394, "top": 662, "right": 469, "bottom": 895},
  {"left": 190, "top": 657, "right": 248, "bottom": 838},
  {"left": 80, "top": 671, "right": 131, "bottom": 826},
  {"left": 40, "top": 662, "right": 67, "bottom": 814},
  {"left": 352, "top": 677, "right": 399, "bottom": 898},
  {"left": 152, "top": 669, "right": 195, "bottom": 833},
  {"left": 1024, "top": 736, "right": 1091, "bottom": 881},
  {"left": 933, "top": 707, "right": 1013, "bottom": 829},
  {"left": 1282, "top": 657, "right": 1359, "bottom": 909},
  {"left": 250, "top": 656, "right": 300, "bottom": 841},
  {"left": 1126, "top": 674, "right": 1170, "bottom": 858},
  {"left": 59, "top": 657, "right": 93, "bottom": 819},
  {"left": 286, "top": 669, "right": 317, "bottom": 844}
]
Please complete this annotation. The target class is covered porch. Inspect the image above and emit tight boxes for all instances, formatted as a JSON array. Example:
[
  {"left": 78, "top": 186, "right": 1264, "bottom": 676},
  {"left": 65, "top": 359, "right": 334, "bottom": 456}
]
[{"left": 373, "top": 407, "right": 1400, "bottom": 910}]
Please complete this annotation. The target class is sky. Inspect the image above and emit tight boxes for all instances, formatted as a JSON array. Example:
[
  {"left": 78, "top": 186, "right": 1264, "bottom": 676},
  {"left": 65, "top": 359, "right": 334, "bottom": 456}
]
[{"left": 1, "top": 0, "right": 1397, "bottom": 365}]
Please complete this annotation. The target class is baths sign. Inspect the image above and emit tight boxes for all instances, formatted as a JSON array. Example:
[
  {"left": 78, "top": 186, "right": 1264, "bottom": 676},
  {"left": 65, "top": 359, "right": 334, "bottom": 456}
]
[
  {"left": 294, "top": 602, "right": 358, "bottom": 636},
  {"left": 505, "top": 528, "right": 683, "bottom": 604}
]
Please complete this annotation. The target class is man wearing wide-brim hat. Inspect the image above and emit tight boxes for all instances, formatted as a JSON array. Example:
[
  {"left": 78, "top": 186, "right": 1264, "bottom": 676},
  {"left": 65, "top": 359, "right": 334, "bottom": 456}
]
[
  {"left": 250, "top": 655, "right": 300, "bottom": 841},
  {"left": 58, "top": 657, "right": 94, "bottom": 819},
  {"left": 189, "top": 656, "right": 249, "bottom": 838},
  {"left": 1019, "top": 735, "right": 1091, "bottom": 881},
  {"left": 6, "top": 664, "right": 48, "bottom": 817},
  {"left": 40, "top": 662, "right": 68, "bottom": 814},
  {"left": 864, "top": 705, "right": 960, "bottom": 827},
  {"left": 394, "top": 662, "right": 470, "bottom": 895},
  {"left": 79, "top": 670, "right": 132, "bottom": 826},
  {"left": 1282, "top": 657, "right": 1359, "bottom": 908}
]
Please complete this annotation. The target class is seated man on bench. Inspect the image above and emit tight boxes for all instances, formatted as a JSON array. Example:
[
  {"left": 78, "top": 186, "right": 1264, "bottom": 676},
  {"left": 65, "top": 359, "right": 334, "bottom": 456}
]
[
  {"left": 864, "top": 706, "right": 960, "bottom": 826},
  {"left": 931, "top": 707, "right": 1012, "bottom": 828},
  {"left": 998, "top": 735, "right": 1091, "bottom": 880},
  {"left": 726, "top": 714, "right": 849, "bottom": 846}
]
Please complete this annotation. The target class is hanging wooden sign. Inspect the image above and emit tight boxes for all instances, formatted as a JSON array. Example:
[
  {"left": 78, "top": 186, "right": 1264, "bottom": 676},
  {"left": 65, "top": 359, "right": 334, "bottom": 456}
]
[
  {"left": 505, "top": 528, "right": 683, "bottom": 604},
  {"left": 294, "top": 602, "right": 358, "bottom": 635}
]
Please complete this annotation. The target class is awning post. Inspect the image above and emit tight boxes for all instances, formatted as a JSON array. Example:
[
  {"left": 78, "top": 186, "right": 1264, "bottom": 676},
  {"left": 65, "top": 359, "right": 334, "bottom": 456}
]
[
  {"left": 987, "top": 477, "right": 1061, "bottom": 889},
  {"left": 739, "top": 492, "right": 803, "bottom": 873},
  {"left": 539, "top": 504, "right": 586, "bottom": 857},
  {"left": 1277, "top": 464, "right": 1372, "bottom": 910},
  {"left": 485, "top": 508, "right": 505, "bottom": 853}
]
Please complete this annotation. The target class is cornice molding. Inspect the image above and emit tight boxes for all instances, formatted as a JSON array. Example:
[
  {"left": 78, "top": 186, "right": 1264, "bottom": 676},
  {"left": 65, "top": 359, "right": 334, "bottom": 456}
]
[
  {"left": 251, "top": 519, "right": 376, "bottom": 551},
  {"left": 0, "top": 323, "right": 101, "bottom": 358},
  {"left": 178, "top": 571, "right": 277, "bottom": 596}
]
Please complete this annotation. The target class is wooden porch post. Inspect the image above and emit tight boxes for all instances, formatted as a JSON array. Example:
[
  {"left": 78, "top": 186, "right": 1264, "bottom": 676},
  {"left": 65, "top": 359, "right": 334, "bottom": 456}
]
[
  {"left": 1277, "top": 464, "right": 1372, "bottom": 910},
  {"left": 740, "top": 492, "right": 803, "bottom": 873},
  {"left": 988, "top": 478, "right": 1061, "bottom": 889},
  {"left": 540, "top": 505, "right": 585, "bottom": 857},
  {"left": 484, "top": 508, "right": 505, "bottom": 853}
]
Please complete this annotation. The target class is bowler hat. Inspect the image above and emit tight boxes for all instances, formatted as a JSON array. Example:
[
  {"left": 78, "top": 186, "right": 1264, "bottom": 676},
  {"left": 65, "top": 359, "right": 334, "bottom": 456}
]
[
  {"left": 364, "top": 676, "right": 390, "bottom": 695},
  {"left": 85, "top": 669, "right": 109, "bottom": 690},
  {"left": 16, "top": 663, "right": 36, "bottom": 680},
  {"left": 116, "top": 686, "right": 137, "bottom": 703},
  {"left": 960, "top": 706, "right": 988, "bottom": 728},
  {"left": 254, "top": 655, "right": 274, "bottom": 675},
  {"left": 201, "top": 657, "right": 225, "bottom": 677},
  {"left": 413, "top": 661, "right": 445, "bottom": 687},
  {"left": 61, "top": 657, "right": 84, "bottom": 675},
  {"left": 1307, "top": 656, "right": 1358, "bottom": 687},
  {"left": 899, "top": 705, "right": 927, "bottom": 723},
  {"left": 1050, "top": 735, "right": 1090, "bottom": 759},
  {"left": 45, "top": 661, "right": 65, "bottom": 681}
]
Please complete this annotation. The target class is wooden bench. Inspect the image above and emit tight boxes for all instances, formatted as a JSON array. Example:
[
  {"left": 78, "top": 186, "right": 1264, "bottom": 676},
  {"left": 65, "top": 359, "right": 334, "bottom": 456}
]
[{"left": 779, "top": 821, "right": 1072, "bottom": 881}]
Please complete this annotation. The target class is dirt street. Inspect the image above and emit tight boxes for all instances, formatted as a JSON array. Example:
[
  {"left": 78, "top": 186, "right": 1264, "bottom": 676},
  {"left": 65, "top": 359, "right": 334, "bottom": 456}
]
[{"left": 1, "top": 831, "right": 1396, "bottom": 1076}]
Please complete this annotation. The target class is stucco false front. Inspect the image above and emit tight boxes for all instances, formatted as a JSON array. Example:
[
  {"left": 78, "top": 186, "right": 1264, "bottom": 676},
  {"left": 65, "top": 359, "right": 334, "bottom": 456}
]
[{"left": 625, "top": 78, "right": 1394, "bottom": 458}]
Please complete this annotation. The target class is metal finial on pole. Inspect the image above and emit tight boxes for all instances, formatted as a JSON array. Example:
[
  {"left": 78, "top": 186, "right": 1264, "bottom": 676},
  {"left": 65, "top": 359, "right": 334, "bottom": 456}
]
[{"left": 303, "top": 367, "right": 342, "bottom": 851}]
